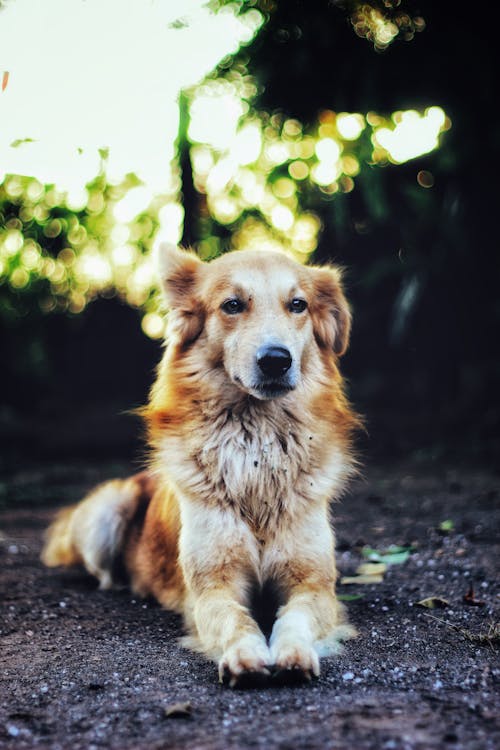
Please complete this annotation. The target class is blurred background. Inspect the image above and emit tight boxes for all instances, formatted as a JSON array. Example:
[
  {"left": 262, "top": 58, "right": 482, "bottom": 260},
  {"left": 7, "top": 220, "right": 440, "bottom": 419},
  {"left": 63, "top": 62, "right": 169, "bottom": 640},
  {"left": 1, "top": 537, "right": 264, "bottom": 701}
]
[{"left": 1, "top": 0, "right": 499, "bottom": 473}]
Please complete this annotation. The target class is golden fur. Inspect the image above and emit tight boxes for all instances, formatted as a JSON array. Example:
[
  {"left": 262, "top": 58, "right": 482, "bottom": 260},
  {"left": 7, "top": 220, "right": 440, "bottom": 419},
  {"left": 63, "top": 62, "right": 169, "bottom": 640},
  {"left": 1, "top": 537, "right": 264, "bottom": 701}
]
[{"left": 42, "top": 243, "right": 361, "bottom": 687}]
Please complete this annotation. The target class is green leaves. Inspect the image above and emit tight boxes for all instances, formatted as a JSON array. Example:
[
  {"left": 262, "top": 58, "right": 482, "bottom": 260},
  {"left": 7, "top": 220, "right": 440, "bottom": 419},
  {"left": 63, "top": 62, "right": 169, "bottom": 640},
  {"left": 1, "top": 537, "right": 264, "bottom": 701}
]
[
  {"left": 361, "top": 544, "right": 414, "bottom": 565},
  {"left": 340, "top": 544, "right": 414, "bottom": 587}
]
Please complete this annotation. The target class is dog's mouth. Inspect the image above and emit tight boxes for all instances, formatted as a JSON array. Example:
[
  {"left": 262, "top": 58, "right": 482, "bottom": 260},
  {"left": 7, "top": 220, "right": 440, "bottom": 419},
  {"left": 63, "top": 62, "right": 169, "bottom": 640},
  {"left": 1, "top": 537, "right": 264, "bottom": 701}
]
[
  {"left": 232, "top": 375, "right": 295, "bottom": 400},
  {"left": 252, "top": 380, "right": 295, "bottom": 400}
]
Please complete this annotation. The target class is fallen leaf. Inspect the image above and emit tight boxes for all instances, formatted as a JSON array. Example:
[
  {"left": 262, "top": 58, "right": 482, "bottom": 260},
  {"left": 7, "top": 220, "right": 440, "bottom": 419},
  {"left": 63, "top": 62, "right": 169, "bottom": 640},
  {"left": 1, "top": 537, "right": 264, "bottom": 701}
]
[
  {"left": 164, "top": 701, "right": 192, "bottom": 719},
  {"left": 439, "top": 519, "right": 454, "bottom": 533},
  {"left": 416, "top": 597, "right": 450, "bottom": 609},
  {"left": 340, "top": 574, "right": 384, "bottom": 585},
  {"left": 361, "top": 545, "right": 413, "bottom": 565},
  {"left": 338, "top": 593, "right": 366, "bottom": 601},
  {"left": 356, "top": 562, "right": 387, "bottom": 576},
  {"left": 2, "top": 71, "right": 9, "bottom": 92},
  {"left": 463, "top": 585, "right": 485, "bottom": 607}
]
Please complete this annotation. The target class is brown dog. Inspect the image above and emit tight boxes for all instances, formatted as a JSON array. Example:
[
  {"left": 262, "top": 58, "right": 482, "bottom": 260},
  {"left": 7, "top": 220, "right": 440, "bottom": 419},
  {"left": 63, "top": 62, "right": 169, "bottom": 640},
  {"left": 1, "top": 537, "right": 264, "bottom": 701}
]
[{"left": 42, "top": 243, "right": 360, "bottom": 686}]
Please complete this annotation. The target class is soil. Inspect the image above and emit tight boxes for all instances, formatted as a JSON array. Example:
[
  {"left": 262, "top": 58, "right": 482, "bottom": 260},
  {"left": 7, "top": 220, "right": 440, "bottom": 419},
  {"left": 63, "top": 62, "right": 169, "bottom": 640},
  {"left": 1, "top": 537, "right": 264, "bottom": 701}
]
[{"left": 1, "top": 460, "right": 499, "bottom": 750}]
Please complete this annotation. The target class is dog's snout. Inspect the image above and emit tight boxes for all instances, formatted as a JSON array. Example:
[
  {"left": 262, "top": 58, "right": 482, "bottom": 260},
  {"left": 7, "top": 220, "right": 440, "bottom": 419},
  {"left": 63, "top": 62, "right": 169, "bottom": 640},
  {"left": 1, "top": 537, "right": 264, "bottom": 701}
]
[{"left": 256, "top": 346, "right": 292, "bottom": 378}]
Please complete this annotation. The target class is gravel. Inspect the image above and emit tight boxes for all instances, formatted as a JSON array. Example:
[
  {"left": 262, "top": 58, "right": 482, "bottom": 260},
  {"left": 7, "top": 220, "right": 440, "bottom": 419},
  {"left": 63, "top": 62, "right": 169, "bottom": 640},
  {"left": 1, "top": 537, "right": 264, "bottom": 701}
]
[{"left": 1, "top": 460, "right": 499, "bottom": 749}]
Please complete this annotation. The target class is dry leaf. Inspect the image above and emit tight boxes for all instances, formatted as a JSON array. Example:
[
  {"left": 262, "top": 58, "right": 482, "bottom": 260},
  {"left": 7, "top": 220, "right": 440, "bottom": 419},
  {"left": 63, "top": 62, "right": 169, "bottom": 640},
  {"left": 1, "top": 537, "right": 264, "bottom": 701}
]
[
  {"left": 356, "top": 562, "right": 387, "bottom": 576},
  {"left": 164, "top": 701, "right": 192, "bottom": 718},
  {"left": 340, "top": 574, "right": 384, "bottom": 585},
  {"left": 416, "top": 597, "right": 449, "bottom": 609},
  {"left": 463, "top": 585, "right": 485, "bottom": 607}
]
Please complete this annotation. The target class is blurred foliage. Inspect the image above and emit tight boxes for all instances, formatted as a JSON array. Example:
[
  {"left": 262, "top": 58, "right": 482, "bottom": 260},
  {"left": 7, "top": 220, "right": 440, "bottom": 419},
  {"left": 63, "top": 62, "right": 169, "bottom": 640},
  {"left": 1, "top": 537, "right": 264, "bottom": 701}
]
[
  {"left": 0, "top": 172, "right": 179, "bottom": 337},
  {"left": 180, "top": 65, "right": 450, "bottom": 267},
  {"left": 0, "top": 0, "right": 450, "bottom": 338},
  {"left": 212, "top": 0, "right": 426, "bottom": 51},
  {"left": 1, "top": 0, "right": 499, "bottom": 458},
  {"left": 0, "top": 98, "right": 449, "bottom": 331}
]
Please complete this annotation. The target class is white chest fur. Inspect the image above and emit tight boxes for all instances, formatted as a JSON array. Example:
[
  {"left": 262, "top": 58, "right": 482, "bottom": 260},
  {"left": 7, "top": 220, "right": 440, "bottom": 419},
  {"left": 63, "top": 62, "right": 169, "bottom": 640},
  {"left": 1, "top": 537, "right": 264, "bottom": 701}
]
[
  {"left": 160, "top": 399, "right": 347, "bottom": 531},
  {"left": 200, "top": 405, "right": 307, "bottom": 517}
]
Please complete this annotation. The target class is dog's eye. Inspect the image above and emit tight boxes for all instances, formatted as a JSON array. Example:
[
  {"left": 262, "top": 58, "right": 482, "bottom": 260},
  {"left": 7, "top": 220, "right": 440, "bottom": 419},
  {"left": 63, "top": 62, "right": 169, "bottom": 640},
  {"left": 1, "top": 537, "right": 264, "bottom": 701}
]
[
  {"left": 221, "top": 298, "right": 245, "bottom": 315},
  {"left": 288, "top": 298, "right": 308, "bottom": 314}
]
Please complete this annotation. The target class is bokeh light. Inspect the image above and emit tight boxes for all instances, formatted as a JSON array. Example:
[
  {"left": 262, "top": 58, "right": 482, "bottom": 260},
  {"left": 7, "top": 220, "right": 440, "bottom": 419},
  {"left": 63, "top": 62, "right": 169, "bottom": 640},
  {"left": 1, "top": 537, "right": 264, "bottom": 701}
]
[
  {"left": 0, "top": 3, "right": 450, "bottom": 340},
  {"left": 1, "top": 95, "right": 450, "bottom": 337},
  {"left": 372, "top": 107, "right": 449, "bottom": 164},
  {"left": 350, "top": 2, "right": 425, "bottom": 51}
]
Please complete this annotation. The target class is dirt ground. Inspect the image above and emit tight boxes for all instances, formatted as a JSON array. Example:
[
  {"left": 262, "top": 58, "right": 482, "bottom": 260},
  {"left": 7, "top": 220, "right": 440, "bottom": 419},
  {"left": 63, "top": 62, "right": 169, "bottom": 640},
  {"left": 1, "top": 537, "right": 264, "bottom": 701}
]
[{"left": 1, "top": 459, "right": 499, "bottom": 750}]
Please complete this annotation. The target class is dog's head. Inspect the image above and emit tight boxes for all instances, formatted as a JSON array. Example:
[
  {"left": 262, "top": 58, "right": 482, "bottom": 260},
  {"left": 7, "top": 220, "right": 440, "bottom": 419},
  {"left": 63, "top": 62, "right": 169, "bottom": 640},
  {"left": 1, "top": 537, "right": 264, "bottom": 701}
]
[{"left": 157, "top": 243, "right": 351, "bottom": 401}]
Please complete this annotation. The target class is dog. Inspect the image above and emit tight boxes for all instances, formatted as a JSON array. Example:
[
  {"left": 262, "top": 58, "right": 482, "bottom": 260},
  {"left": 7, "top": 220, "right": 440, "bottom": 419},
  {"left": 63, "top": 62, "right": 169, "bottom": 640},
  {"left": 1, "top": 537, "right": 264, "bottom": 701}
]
[{"left": 42, "top": 243, "right": 361, "bottom": 687}]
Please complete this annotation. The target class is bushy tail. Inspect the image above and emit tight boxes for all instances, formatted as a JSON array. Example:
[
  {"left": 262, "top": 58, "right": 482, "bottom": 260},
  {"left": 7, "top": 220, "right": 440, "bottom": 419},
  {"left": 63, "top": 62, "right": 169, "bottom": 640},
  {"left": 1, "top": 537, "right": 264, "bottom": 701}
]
[
  {"left": 41, "top": 471, "right": 155, "bottom": 589},
  {"left": 41, "top": 505, "right": 82, "bottom": 568}
]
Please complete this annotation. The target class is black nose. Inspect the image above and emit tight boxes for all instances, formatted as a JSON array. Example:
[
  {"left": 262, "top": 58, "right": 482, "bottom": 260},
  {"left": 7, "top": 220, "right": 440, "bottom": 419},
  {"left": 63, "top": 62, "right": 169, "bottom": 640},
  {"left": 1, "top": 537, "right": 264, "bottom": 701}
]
[{"left": 256, "top": 346, "right": 292, "bottom": 378}]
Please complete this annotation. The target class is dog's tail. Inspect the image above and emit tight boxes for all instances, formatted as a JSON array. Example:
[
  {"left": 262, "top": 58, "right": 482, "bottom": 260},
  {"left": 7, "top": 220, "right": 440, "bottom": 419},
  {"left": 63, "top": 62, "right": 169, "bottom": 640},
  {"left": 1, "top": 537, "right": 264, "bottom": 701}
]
[
  {"left": 41, "top": 504, "right": 83, "bottom": 568},
  {"left": 41, "top": 471, "right": 155, "bottom": 589}
]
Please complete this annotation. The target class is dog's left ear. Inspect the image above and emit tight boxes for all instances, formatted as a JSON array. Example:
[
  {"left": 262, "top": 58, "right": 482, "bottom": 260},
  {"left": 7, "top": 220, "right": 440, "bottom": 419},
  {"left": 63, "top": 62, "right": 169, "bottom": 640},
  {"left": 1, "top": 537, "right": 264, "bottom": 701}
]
[
  {"left": 310, "top": 265, "right": 351, "bottom": 356},
  {"left": 155, "top": 242, "right": 205, "bottom": 344}
]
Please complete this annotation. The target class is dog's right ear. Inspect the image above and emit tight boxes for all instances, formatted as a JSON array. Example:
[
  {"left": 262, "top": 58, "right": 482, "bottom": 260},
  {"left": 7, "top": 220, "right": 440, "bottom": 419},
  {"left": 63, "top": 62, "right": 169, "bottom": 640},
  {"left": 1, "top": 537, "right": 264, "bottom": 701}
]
[
  {"left": 309, "top": 265, "right": 351, "bottom": 356},
  {"left": 155, "top": 243, "right": 205, "bottom": 345}
]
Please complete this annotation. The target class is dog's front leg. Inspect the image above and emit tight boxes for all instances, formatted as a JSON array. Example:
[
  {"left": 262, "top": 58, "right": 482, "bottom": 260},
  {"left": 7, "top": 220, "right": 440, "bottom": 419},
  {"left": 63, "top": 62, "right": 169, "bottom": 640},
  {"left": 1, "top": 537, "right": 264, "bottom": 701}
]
[
  {"left": 265, "top": 510, "right": 355, "bottom": 681},
  {"left": 179, "top": 502, "right": 271, "bottom": 686}
]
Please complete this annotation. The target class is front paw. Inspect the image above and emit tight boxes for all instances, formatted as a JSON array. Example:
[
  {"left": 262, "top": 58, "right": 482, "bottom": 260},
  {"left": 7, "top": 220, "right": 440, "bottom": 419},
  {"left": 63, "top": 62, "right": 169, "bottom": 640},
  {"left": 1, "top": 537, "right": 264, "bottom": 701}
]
[
  {"left": 219, "top": 635, "right": 272, "bottom": 688},
  {"left": 270, "top": 640, "right": 320, "bottom": 684}
]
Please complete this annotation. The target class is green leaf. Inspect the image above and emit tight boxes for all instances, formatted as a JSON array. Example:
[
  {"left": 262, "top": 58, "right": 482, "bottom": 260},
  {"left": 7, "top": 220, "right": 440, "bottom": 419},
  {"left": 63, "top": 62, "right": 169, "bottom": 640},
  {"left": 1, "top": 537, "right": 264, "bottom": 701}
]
[
  {"left": 338, "top": 593, "right": 366, "bottom": 601},
  {"left": 10, "top": 138, "right": 35, "bottom": 148},
  {"left": 168, "top": 18, "right": 189, "bottom": 30},
  {"left": 379, "top": 550, "right": 411, "bottom": 565},
  {"left": 361, "top": 545, "right": 413, "bottom": 565},
  {"left": 439, "top": 519, "right": 454, "bottom": 532}
]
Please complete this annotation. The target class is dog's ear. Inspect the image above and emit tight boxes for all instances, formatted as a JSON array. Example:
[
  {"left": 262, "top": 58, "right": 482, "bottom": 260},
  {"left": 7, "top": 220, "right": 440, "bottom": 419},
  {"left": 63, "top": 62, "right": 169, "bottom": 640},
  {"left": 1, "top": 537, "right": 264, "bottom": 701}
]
[
  {"left": 310, "top": 265, "right": 351, "bottom": 356},
  {"left": 156, "top": 243, "right": 205, "bottom": 345}
]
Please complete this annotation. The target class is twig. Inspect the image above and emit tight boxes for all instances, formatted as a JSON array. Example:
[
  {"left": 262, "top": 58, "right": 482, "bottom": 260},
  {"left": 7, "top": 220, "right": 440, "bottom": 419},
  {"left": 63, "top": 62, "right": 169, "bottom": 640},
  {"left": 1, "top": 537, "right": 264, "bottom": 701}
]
[{"left": 425, "top": 613, "right": 500, "bottom": 651}]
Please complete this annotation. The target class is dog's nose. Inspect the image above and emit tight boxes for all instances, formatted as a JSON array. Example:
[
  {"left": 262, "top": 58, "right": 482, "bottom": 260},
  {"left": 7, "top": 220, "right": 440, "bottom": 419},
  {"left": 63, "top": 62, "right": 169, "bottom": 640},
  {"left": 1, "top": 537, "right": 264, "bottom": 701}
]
[{"left": 256, "top": 346, "right": 292, "bottom": 377}]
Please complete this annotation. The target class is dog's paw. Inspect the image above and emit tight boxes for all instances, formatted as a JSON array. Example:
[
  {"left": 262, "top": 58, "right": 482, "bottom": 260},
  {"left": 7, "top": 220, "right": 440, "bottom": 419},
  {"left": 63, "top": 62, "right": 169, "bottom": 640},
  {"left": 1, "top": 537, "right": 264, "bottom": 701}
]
[
  {"left": 219, "top": 636, "right": 272, "bottom": 688},
  {"left": 270, "top": 641, "right": 320, "bottom": 684}
]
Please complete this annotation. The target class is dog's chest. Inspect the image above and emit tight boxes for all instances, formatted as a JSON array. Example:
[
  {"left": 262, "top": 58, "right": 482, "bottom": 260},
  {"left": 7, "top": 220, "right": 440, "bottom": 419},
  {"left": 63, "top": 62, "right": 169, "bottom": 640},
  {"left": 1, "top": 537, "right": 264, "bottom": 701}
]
[{"left": 192, "top": 406, "right": 315, "bottom": 526}]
